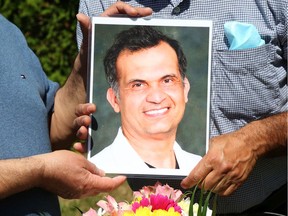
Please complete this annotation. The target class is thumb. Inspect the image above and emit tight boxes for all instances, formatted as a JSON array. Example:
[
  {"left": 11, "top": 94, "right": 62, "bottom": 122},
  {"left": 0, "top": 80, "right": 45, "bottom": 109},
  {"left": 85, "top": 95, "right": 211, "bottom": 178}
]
[
  {"left": 85, "top": 160, "right": 106, "bottom": 177},
  {"left": 76, "top": 13, "right": 90, "bottom": 40}
]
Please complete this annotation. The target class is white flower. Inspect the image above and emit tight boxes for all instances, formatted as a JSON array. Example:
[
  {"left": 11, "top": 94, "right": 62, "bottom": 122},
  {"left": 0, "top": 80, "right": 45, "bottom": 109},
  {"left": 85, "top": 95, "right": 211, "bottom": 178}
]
[{"left": 192, "top": 203, "right": 212, "bottom": 216}]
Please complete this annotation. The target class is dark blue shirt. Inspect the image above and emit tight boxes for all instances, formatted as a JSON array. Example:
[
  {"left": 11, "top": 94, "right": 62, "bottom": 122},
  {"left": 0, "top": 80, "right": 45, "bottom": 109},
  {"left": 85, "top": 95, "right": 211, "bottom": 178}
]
[{"left": 0, "top": 14, "right": 60, "bottom": 215}]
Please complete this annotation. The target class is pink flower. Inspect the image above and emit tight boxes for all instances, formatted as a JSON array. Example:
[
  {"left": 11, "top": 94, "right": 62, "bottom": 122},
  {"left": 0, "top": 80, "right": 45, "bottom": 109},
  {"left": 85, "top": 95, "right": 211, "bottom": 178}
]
[
  {"left": 82, "top": 208, "right": 97, "bottom": 216},
  {"left": 150, "top": 194, "right": 182, "bottom": 213},
  {"left": 97, "top": 195, "right": 131, "bottom": 215},
  {"left": 118, "top": 202, "right": 132, "bottom": 211},
  {"left": 81, "top": 182, "right": 215, "bottom": 216},
  {"left": 97, "top": 195, "right": 118, "bottom": 212},
  {"left": 133, "top": 186, "right": 153, "bottom": 199},
  {"left": 131, "top": 194, "right": 182, "bottom": 214},
  {"left": 131, "top": 197, "right": 149, "bottom": 212},
  {"left": 155, "top": 184, "right": 183, "bottom": 202}
]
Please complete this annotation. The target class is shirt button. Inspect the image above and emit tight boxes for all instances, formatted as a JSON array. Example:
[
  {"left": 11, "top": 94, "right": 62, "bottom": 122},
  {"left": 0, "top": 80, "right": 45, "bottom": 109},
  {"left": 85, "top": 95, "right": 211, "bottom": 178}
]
[{"left": 173, "top": 6, "right": 181, "bottom": 14}]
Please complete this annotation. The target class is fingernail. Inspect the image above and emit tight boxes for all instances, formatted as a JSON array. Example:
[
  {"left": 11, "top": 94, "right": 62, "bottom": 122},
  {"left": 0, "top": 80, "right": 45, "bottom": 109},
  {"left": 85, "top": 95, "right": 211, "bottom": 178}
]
[
  {"left": 76, "top": 130, "right": 82, "bottom": 137},
  {"left": 180, "top": 181, "right": 188, "bottom": 189}
]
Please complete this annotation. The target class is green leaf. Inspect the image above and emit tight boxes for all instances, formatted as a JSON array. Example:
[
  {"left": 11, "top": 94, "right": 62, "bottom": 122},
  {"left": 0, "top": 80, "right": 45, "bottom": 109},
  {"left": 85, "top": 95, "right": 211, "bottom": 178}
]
[
  {"left": 202, "top": 190, "right": 212, "bottom": 216},
  {"left": 188, "top": 184, "right": 199, "bottom": 216},
  {"left": 197, "top": 184, "right": 204, "bottom": 215},
  {"left": 212, "top": 194, "right": 217, "bottom": 216}
]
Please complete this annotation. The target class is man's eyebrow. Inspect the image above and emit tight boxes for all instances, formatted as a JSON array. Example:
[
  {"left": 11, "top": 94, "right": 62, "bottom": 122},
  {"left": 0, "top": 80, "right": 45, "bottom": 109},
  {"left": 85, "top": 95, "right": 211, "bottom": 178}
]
[
  {"left": 161, "top": 74, "right": 182, "bottom": 81},
  {"left": 127, "top": 79, "right": 146, "bottom": 84},
  {"left": 162, "top": 74, "right": 177, "bottom": 78},
  {"left": 126, "top": 74, "right": 180, "bottom": 84}
]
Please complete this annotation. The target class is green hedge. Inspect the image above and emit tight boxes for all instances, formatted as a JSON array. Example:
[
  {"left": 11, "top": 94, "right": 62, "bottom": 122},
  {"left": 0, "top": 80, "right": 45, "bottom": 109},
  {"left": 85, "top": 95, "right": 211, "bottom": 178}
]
[{"left": 0, "top": 0, "right": 80, "bottom": 85}]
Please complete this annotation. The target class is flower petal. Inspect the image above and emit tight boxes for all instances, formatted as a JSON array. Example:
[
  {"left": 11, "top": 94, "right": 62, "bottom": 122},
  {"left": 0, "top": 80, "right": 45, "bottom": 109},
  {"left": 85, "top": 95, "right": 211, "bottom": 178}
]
[{"left": 82, "top": 208, "right": 98, "bottom": 216}]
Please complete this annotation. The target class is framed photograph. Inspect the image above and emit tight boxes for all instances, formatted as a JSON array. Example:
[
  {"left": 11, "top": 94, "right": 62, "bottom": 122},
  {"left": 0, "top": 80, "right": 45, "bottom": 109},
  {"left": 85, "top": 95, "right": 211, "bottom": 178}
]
[{"left": 87, "top": 17, "right": 212, "bottom": 181}]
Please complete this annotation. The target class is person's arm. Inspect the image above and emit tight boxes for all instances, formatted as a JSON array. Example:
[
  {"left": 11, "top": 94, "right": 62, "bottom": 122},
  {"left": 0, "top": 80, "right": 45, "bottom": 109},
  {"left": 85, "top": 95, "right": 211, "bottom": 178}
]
[
  {"left": 49, "top": 14, "right": 91, "bottom": 150},
  {"left": 181, "top": 112, "right": 287, "bottom": 196},
  {"left": 0, "top": 150, "right": 126, "bottom": 199}
]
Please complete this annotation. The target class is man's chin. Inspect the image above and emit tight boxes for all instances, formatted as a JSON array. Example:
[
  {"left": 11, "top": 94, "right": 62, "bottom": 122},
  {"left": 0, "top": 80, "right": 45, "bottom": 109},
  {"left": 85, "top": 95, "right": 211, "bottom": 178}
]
[{"left": 144, "top": 126, "right": 176, "bottom": 137}]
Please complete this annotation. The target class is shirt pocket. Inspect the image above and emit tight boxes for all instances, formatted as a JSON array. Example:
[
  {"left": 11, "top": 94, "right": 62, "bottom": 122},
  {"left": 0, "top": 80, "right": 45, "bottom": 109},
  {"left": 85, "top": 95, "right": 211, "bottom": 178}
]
[{"left": 212, "top": 43, "right": 281, "bottom": 122}]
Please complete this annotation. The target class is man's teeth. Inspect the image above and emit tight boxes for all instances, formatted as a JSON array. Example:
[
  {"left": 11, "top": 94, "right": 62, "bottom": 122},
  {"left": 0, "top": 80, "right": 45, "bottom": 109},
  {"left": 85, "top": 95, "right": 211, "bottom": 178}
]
[{"left": 145, "top": 108, "right": 168, "bottom": 115}]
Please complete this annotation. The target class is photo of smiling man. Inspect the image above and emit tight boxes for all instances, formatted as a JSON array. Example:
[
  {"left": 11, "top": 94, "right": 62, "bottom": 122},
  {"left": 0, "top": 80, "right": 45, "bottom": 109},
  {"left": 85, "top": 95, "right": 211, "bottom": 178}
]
[
  {"left": 87, "top": 18, "right": 212, "bottom": 177},
  {"left": 88, "top": 19, "right": 213, "bottom": 177}
]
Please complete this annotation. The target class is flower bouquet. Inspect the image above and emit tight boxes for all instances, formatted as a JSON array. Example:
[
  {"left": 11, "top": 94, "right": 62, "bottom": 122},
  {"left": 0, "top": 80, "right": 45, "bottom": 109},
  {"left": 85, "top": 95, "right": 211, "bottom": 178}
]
[{"left": 82, "top": 182, "right": 216, "bottom": 216}]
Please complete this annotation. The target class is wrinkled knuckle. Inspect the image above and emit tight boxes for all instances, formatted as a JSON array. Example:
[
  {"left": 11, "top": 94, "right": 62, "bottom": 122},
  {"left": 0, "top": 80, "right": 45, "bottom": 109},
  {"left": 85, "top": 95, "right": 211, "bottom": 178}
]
[
  {"left": 230, "top": 170, "right": 248, "bottom": 184},
  {"left": 75, "top": 105, "right": 81, "bottom": 116},
  {"left": 190, "top": 173, "right": 201, "bottom": 183},
  {"left": 219, "top": 162, "right": 233, "bottom": 174},
  {"left": 228, "top": 170, "right": 240, "bottom": 180},
  {"left": 207, "top": 154, "right": 220, "bottom": 166},
  {"left": 72, "top": 118, "right": 78, "bottom": 128},
  {"left": 203, "top": 161, "right": 212, "bottom": 170}
]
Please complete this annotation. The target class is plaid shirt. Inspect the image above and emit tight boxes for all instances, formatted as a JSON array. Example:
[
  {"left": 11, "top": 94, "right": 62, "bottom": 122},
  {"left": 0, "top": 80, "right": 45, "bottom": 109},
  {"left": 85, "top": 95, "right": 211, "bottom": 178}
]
[{"left": 77, "top": 0, "right": 287, "bottom": 214}]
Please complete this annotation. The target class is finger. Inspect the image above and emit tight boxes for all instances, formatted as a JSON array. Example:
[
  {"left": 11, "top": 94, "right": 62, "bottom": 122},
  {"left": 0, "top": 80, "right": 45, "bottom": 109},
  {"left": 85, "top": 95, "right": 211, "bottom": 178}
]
[
  {"left": 102, "top": 2, "right": 152, "bottom": 17},
  {"left": 209, "top": 175, "right": 230, "bottom": 194},
  {"left": 102, "top": 2, "right": 135, "bottom": 16},
  {"left": 201, "top": 167, "right": 229, "bottom": 191},
  {"left": 181, "top": 157, "right": 213, "bottom": 189},
  {"left": 83, "top": 160, "right": 127, "bottom": 194},
  {"left": 76, "top": 13, "right": 90, "bottom": 42},
  {"left": 74, "top": 115, "right": 91, "bottom": 128},
  {"left": 84, "top": 160, "right": 106, "bottom": 177},
  {"left": 90, "top": 176, "right": 127, "bottom": 194},
  {"left": 75, "top": 103, "right": 96, "bottom": 117},
  {"left": 219, "top": 183, "right": 239, "bottom": 196},
  {"left": 73, "top": 118, "right": 91, "bottom": 141},
  {"left": 75, "top": 125, "right": 89, "bottom": 140},
  {"left": 129, "top": 7, "right": 153, "bottom": 17},
  {"left": 217, "top": 170, "right": 249, "bottom": 196},
  {"left": 73, "top": 142, "right": 86, "bottom": 153}
]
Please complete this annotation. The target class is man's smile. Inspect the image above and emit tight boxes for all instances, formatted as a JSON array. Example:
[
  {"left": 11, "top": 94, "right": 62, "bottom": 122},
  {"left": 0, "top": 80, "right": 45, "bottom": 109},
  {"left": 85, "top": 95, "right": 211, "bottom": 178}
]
[{"left": 144, "top": 107, "right": 169, "bottom": 116}]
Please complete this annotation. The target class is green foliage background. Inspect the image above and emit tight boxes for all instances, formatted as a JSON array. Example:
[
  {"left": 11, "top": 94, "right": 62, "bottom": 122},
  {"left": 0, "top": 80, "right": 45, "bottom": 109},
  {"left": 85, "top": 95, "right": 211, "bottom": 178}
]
[{"left": 0, "top": 0, "right": 79, "bottom": 85}]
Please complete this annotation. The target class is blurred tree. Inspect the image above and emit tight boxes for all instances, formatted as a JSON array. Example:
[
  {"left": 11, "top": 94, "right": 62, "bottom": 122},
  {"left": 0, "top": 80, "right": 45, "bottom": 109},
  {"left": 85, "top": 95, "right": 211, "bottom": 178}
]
[{"left": 0, "top": 0, "right": 79, "bottom": 85}]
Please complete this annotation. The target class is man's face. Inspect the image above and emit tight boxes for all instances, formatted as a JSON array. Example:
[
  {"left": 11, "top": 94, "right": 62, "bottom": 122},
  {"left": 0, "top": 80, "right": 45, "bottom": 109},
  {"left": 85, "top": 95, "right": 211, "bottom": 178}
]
[{"left": 107, "top": 41, "right": 190, "bottom": 139}]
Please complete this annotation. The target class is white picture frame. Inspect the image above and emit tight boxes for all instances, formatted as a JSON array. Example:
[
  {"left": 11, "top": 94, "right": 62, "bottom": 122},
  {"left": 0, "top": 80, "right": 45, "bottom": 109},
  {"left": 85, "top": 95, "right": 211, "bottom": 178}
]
[{"left": 87, "top": 17, "right": 212, "bottom": 180}]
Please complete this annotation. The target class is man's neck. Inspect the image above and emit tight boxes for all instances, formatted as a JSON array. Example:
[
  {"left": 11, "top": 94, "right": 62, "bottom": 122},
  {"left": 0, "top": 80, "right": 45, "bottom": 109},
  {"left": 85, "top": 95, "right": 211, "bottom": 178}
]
[{"left": 123, "top": 129, "right": 177, "bottom": 169}]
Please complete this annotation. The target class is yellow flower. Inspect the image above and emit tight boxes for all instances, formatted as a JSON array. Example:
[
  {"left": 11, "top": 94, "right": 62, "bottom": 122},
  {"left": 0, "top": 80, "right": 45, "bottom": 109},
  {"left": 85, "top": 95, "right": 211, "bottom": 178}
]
[
  {"left": 152, "top": 208, "right": 181, "bottom": 216},
  {"left": 123, "top": 210, "right": 136, "bottom": 216},
  {"left": 82, "top": 183, "right": 215, "bottom": 216},
  {"left": 135, "top": 207, "right": 151, "bottom": 216},
  {"left": 123, "top": 206, "right": 182, "bottom": 216}
]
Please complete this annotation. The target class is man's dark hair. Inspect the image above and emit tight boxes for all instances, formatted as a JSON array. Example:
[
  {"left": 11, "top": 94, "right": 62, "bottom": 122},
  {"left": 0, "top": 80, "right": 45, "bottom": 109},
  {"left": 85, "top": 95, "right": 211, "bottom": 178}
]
[{"left": 104, "top": 26, "right": 187, "bottom": 92}]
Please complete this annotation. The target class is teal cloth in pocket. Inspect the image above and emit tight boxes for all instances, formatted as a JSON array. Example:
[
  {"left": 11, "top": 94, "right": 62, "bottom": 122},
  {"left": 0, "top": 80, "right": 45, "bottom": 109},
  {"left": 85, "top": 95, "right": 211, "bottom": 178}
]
[{"left": 224, "top": 21, "right": 265, "bottom": 50}]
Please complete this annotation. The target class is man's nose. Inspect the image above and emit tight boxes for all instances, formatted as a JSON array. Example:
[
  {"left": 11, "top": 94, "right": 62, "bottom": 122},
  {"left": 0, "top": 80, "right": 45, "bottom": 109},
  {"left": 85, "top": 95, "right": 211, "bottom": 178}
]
[{"left": 145, "top": 85, "right": 167, "bottom": 104}]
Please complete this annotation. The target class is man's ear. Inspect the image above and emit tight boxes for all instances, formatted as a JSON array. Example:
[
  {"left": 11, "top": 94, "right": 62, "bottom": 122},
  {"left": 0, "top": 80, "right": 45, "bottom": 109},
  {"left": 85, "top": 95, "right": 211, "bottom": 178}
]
[
  {"left": 106, "top": 88, "right": 120, "bottom": 113},
  {"left": 183, "top": 77, "right": 190, "bottom": 103}
]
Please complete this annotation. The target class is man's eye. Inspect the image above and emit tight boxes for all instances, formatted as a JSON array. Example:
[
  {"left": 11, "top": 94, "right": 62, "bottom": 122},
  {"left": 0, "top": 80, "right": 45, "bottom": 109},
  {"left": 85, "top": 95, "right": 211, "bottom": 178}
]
[
  {"left": 163, "top": 77, "right": 177, "bottom": 85},
  {"left": 131, "top": 82, "right": 146, "bottom": 89},
  {"left": 164, "top": 78, "right": 173, "bottom": 83},
  {"left": 132, "top": 83, "right": 142, "bottom": 88}
]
